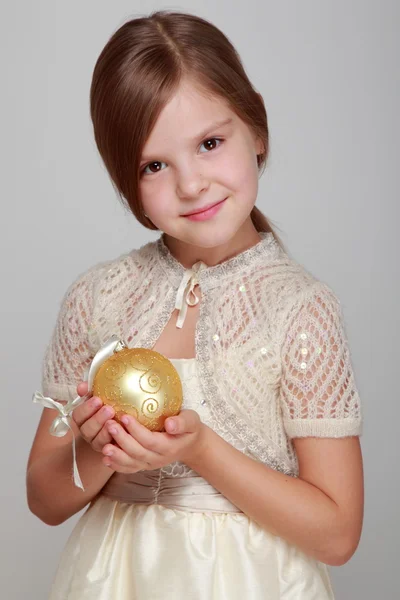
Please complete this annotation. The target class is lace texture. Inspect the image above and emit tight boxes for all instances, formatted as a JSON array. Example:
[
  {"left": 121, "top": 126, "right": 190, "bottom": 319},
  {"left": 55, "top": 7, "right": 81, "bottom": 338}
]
[
  {"left": 40, "top": 232, "right": 362, "bottom": 478},
  {"left": 280, "top": 282, "right": 362, "bottom": 438},
  {"left": 41, "top": 260, "right": 110, "bottom": 402}
]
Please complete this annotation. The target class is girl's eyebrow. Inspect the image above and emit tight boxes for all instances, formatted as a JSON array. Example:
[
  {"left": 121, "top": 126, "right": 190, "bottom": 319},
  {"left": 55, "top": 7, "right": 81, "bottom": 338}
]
[
  {"left": 140, "top": 117, "right": 233, "bottom": 165},
  {"left": 192, "top": 117, "right": 233, "bottom": 142}
]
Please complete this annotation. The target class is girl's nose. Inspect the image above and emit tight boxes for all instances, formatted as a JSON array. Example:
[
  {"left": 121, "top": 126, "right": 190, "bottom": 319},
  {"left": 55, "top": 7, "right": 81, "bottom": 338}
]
[{"left": 176, "top": 165, "right": 210, "bottom": 199}]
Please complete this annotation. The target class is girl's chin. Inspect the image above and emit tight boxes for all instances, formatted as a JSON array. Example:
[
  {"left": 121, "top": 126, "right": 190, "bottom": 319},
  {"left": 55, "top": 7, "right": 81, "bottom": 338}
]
[{"left": 177, "top": 228, "right": 242, "bottom": 248}]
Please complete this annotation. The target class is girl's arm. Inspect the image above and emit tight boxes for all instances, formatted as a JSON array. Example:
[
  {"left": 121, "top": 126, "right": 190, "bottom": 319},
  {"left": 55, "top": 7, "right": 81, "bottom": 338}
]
[
  {"left": 28, "top": 265, "right": 109, "bottom": 525},
  {"left": 186, "top": 427, "right": 364, "bottom": 567},
  {"left": 26, "top": 404, "right": 115, "bottom": 526}
]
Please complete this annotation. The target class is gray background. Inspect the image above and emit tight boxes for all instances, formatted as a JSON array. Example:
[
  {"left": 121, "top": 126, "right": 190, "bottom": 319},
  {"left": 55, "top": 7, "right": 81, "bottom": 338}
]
[{"left": 2, "top": 1, "right": 399, "bottom": 598}]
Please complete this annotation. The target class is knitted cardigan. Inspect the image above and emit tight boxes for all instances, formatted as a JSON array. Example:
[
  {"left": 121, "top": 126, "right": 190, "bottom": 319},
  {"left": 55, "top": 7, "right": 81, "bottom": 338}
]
[{"left": 41, "top": 232, "right": 362, "bottom": 477}]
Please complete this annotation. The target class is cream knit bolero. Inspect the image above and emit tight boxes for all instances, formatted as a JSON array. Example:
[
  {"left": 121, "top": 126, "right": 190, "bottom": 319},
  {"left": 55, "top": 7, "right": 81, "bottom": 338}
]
[{"left": 41, "top": 232, "right": 363, "bottom": 477}]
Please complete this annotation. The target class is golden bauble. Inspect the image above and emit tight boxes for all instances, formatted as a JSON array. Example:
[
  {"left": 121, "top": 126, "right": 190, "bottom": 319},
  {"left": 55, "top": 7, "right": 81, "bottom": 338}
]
[{"left": 92, "top": 347, "right": 183, "bottom": 431}]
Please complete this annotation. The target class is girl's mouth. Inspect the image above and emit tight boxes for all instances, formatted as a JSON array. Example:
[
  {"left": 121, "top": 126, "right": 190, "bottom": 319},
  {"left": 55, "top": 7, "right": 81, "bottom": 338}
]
[{"left": 182, "top": 198, "right": 227, "bottom": 221}]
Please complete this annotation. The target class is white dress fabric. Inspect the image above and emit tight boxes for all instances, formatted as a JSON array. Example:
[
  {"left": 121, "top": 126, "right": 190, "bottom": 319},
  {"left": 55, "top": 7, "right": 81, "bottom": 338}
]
[{"left": 48, "top": 358, "right": 335, "bottom": 600}]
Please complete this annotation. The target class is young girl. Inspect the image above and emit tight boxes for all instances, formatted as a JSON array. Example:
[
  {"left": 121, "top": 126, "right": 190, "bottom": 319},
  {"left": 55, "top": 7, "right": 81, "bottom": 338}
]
[{"left": 27, "top": 10, "right": 364, "bottom": 600}]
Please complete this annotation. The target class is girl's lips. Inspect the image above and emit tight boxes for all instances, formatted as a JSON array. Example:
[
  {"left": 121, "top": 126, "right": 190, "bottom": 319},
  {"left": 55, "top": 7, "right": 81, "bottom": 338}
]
[{"left": 182, "top": 198, "right": 227, "bottom": 221}]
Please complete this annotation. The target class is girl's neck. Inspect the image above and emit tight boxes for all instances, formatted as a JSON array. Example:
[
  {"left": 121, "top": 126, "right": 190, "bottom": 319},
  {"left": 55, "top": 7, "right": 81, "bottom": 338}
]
[{"left": 162, "top": 218, "right": 261, "bottom": 269}]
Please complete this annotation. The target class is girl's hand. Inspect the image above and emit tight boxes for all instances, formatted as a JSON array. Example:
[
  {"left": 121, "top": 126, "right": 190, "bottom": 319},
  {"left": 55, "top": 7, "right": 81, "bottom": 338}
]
[
  {"left": 101, "top": 410, "right": 207, "bottom": 473},
  {"left": 72, "top": 382, "right": 116, "bottom": 452}
]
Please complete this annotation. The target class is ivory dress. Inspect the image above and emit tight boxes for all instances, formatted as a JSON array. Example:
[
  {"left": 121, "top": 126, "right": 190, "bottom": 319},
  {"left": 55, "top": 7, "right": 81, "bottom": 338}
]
[{"left": 48, "top": 356, "right": 335, "bottom": 600}]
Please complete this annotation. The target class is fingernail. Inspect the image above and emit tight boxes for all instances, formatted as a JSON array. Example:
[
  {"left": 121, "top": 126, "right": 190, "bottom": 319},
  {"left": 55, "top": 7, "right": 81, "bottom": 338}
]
[
  {"left": 92, "top": 398, "right": 102, "bottom": 408},
  {"left": 121, "top": 416, "right": 130, "bottom": 425},
  {"left": 108, "top": 425, "right": 117, "bottom": 435},
  {"left": 103, "top": 406, "right": 114, "bottom": 417},
  {"left": 103, "top": 448, "right": 113, "bottom": 456},
  {"left": 168, "top": 420, "right": 176, "bottom": 432}
]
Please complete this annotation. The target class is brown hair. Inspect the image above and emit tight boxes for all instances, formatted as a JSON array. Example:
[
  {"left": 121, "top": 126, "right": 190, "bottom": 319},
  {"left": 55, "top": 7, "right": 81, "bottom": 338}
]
[{"left": 90, "top": 10, "right": 285, "bottom": 249}]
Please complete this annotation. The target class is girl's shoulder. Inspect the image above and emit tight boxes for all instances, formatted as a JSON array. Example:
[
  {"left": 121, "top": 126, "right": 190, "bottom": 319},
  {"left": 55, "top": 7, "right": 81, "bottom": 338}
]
[
  {"left": 258, "top": 246, "right": 338, "bottom": 311},
  {"left": 62, "top": 240, "right": 156, "bottom": 302}
]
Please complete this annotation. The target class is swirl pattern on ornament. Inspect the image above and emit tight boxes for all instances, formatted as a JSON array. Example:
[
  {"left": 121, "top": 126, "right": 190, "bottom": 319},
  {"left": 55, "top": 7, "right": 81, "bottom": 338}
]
[
  {"left": 104, "top": 385, "right": 123, "bottom": 404},
  {"left": 142, "top": 397, "right": 161, "bottom": 417},
  {"left": 130, "top": 353, "right": 155, "bottom": 372},
  {"left": 104, "top": 360, "right": 127, "bottom": 381},
  {"left": 139, "top": 370, "right": 162, "bottom": 394}
]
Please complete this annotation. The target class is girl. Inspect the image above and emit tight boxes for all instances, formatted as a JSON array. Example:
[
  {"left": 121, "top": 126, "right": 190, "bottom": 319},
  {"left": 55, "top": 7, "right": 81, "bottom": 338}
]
[{"left": 27, "top": 10, "right": 364, "bottom": 600}]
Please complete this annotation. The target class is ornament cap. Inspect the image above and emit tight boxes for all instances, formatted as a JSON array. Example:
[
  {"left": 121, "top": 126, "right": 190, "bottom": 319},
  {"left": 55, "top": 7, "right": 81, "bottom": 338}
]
[{"left": 114, "top": 340, "right": 127, "bottom": 353}]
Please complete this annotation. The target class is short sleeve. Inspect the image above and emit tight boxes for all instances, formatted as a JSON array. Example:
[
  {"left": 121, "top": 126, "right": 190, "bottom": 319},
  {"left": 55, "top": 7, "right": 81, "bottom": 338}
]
[
  {"left": 280, "top": 282, "right": 362, "bottom": 439},
  {"left": 41, "top": 270, "right": 96, "bottom": 403}
]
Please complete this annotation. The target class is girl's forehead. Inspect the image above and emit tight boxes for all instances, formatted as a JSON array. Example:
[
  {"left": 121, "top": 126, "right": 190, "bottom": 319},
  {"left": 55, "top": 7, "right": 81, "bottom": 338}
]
[
  {"left": 146, "top": 84, "right": 236, "bottom": 142},
  {"left": 166, "top": 77, "right": 232, "bottom": 115},
  {"left": 144, "top": 88, "right": 238, "bottom": 153}
]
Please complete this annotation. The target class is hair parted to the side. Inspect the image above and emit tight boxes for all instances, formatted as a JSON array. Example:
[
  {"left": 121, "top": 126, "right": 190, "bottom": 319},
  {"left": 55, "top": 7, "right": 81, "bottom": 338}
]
[{"left": 90, "top": 10, "right": 285, "bottom": 249}]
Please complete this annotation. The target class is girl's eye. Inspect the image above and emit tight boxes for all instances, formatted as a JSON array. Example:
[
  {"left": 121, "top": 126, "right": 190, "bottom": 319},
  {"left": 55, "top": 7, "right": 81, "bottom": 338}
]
[
  {"left": 141, "top": 138, "right": 223, "bottom": 176},
  {"left": 200, "top": 137, "right": 223, "bottom": 153},
  {"left": 142, "top": 161, "right": 167, "bottom": 175}
]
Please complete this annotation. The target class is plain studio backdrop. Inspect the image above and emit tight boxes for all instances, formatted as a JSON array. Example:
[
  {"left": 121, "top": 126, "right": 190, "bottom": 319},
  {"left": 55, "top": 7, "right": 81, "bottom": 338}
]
[{"left": 2, "top": 1, "right": 398, "bottom": 598}]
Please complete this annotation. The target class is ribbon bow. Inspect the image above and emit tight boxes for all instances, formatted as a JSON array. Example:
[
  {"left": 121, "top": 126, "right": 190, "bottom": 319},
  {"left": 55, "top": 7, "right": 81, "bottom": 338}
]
[
  {"left": 32, "top": 335, "right": 126, "bottom": 490},
  {"left": 174, "top": 261, "right": 204, "bottom": 328}
]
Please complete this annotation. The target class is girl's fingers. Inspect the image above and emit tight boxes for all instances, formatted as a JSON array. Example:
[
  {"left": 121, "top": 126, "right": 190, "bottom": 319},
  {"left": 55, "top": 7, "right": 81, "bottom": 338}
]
[
  {"left": 91, "top": 421, "right": 114, "bottom": 452},
  {"left": 167, "top": 409, "right": 200, "bottom": 434},
  {"left": 75, "top": 403, "right": 115, "bottom": 444},
  {"left": 105, "top": 421, "right": 160, "bottom": 463},
  {"left": 72, "top": 396, "right": 104, "bottom": 428},
  {"left": 103, "top": 444, "right": 136, "bottom": 467},
  {"left": 102, "top": 444, "right": 149, "bottom": 472},
  {"left": 119, "top": 416, "right": 163, "bottom": 452},
  {"left": 77, "top": 381, "right": 89, "bottom": 397}
]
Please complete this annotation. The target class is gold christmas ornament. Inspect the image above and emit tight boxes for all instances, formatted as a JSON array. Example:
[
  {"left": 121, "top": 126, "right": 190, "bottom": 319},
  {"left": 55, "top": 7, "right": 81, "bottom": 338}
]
[
  {"left": 92, "top": 346, "right": 183, "bottom": 431},
  {"left": 32, "top": 336, "right": 181, "bottom": 490}
]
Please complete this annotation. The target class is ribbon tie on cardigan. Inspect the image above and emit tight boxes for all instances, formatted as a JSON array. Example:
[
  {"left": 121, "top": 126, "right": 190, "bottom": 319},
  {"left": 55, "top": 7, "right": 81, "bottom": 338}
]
[{"left": 174, "top": 261, "right": 205, "bottom": 328}]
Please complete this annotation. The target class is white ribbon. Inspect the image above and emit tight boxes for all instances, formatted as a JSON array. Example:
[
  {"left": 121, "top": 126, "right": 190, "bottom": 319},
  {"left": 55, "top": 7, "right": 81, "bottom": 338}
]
[
  {"left": 174, "top": 261, "right": 204, "bottom": 328},
  {"left": 32, "top": 335, "right": 126, "bottom": 491}
]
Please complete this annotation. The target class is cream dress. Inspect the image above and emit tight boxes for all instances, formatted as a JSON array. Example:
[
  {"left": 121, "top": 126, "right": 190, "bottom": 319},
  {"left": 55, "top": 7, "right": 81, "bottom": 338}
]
[{"left": 48, "top": 358, "right": 335, "bottom": 600}]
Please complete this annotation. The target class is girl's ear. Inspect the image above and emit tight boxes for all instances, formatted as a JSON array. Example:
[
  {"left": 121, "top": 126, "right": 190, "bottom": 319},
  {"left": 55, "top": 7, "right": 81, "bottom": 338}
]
[
  {"left": 254, "top": 92, "right": 266, "bottom": 158},
  {"left": 256, "top": 139, "right": 265, "bottom": 156}
]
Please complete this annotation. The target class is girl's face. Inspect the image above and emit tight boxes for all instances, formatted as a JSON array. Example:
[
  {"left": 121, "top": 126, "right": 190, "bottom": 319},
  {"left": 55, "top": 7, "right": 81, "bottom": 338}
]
[{"left": 139, "top": 79, "right": 264, "bottom": 266}]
